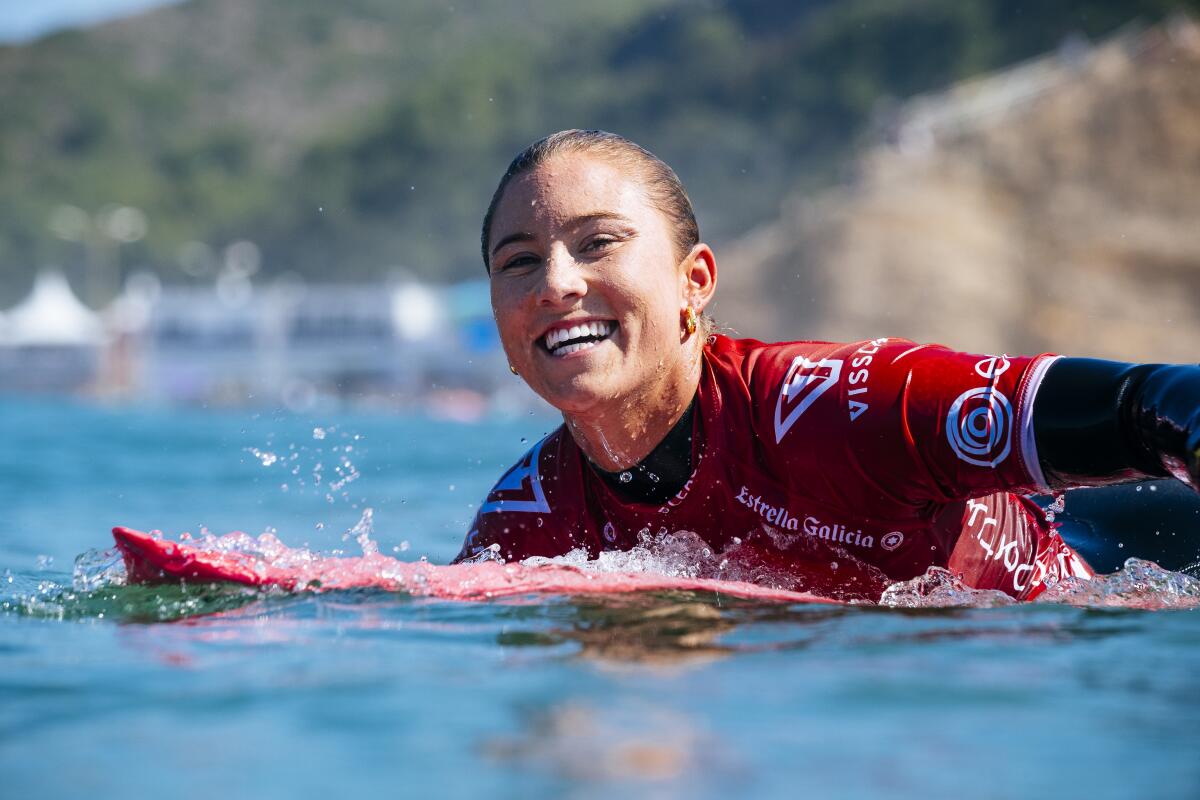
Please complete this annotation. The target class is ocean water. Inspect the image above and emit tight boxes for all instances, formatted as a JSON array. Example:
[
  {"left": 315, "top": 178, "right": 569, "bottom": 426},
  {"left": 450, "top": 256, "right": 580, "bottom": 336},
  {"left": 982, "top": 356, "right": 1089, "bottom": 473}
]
[{"left": 2, "top": 397, "right": 1200, "bottom": 799}]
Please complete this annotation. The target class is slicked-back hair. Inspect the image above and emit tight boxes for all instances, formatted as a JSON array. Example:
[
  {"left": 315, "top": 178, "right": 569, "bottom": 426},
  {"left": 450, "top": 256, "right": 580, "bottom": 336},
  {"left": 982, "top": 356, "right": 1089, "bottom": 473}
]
[{"left": 481, "top": 129, "right": 700, "bottom": 272}]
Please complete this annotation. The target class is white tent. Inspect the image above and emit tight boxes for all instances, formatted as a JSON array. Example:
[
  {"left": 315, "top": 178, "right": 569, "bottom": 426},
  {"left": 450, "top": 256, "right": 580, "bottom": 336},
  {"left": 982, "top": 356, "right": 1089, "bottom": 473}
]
[{"left": 2, "top": 271, "right": 105, "bottom": 347}]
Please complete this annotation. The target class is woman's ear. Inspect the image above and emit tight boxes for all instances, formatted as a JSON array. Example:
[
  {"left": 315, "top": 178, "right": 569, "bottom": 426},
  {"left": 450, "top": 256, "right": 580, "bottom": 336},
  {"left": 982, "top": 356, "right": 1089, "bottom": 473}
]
[{"left": 681, "top": 243, "right": 718, "bottom": 313}]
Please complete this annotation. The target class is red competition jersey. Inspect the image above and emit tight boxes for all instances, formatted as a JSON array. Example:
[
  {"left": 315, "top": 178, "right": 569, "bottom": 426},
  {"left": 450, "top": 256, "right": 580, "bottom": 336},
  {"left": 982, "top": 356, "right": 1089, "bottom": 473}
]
[{"left": 455, "top": 336, "right": 1093, "bottom": 601}]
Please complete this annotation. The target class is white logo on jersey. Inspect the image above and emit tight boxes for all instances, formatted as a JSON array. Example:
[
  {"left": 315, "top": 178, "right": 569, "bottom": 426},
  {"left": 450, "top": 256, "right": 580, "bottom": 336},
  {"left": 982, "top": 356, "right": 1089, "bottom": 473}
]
[
  {"left": 774, "top": 357, "right": 843, "bottom": 443},
  {"left": 847, "top": 338, "right": 887, "bottom": 423},
  {"left": 946, "top": 387, "right": 1013, "bottom": 467},
  {"left": 881, "top": 531, "right": 905, "bottom": 551},
  {"left": 974, "top": 355, "right": 1010, "bottom": 379},
  {"left": 481, "top": 437, "right": 551, "bottom": 514}
]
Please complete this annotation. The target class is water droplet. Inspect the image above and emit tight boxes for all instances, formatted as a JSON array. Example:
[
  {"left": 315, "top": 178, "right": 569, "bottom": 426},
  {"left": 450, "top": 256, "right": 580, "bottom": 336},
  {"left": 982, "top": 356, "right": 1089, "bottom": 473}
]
[
  {"left": 313, "top": 427, "right": 326, "bottom": 440},
  {"left": 619, "top": 471, "right": 633, "bottom": 483},
  {"left": 247, "top": 448, "right": 278, "bottom": 467}
]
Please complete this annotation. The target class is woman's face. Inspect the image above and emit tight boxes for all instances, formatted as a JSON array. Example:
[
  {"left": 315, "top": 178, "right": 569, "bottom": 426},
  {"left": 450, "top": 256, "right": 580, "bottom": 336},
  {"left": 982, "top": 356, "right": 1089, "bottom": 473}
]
[{"left": 487, "top": 154, "right": 691, "bottom": 415}]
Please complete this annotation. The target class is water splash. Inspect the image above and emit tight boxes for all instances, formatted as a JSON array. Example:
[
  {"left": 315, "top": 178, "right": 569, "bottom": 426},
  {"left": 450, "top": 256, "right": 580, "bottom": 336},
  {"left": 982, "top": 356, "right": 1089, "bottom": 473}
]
[
  {"left": 73, "top": 546, "right": 127, "bottom": 592},
  {"left": 880, "top": 567, "right": 1016, "bottom": 608},
  {"left": 1036, "top": 558, "right": 1200, "bottom": 609},
  {"left": 6, "top": 554, "right": 260, "bottom": 622},
  {"left": 523, "top": 528, "right": 841, "bottom": 595},
  {"left": 881, "top": 559, "right": 1200, "bottom": 610},
  {"left": 246, "top": 447, "right": 278, "bottom": 467},
  {"left": 347, "top": 508, "right": 378, "bottom": 557},
  {"left": 526, "top": 531, "right": 715, "bottom": 580},
  {"left": 249, "top": 426, "right": 362, "bottom": 505},
  {"left": 1043, "top": 492, "right": 1066, "bottom": 523}
]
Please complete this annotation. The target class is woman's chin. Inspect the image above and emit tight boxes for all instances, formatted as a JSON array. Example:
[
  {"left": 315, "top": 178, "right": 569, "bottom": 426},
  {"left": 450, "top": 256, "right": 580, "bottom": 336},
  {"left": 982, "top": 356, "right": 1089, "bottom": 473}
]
[{"left": 533, "top": 372, "right": 622, "bottom": 417}]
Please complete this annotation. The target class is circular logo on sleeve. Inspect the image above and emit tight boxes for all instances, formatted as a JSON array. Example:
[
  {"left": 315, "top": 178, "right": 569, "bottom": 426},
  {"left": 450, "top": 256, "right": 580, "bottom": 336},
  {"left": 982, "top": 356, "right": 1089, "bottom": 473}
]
[
  {"left": 946, "top": 387, "right": 1013, "bottom": 468},
  {"left": 881, "top": 531, "right": 905, "bottom": 551}
]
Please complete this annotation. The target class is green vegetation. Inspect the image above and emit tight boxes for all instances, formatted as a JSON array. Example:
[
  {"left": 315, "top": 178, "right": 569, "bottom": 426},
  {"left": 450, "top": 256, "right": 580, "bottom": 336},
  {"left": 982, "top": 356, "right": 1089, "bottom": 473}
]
[{"left": 0, "top": 0, "right": 1196, "bottom": 302}]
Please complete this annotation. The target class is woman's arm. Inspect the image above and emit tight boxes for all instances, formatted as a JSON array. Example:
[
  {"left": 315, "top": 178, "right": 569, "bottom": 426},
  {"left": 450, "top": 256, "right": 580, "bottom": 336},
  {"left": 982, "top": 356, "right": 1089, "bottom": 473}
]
[{"left": 1034, "top": 359, "right": 1200, "bottom": 492}]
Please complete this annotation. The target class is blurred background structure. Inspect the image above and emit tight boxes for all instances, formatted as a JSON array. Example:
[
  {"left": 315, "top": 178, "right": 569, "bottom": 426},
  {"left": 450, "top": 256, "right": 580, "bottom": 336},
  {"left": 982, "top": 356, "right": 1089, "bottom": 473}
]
[{"left": 1, "top": 0, "right": 1197, "bottom": 408}]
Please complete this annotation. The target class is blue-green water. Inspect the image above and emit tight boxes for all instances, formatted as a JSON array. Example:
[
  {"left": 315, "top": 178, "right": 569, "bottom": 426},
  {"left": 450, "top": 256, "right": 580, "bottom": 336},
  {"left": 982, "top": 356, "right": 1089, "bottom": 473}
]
[{"left": 2, "top": 397, "right": 1199, "bottom": 799}]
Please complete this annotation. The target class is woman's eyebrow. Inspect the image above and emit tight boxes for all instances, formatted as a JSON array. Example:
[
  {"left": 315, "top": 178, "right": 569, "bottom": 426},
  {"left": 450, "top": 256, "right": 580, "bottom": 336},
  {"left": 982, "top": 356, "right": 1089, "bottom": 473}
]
[
  {"left": 490, "top": 231, "right": 536, "bottom": 257},
  {"left": 569, "top": 212, "right": 633, "bottom": 229},
  {"left": 491, "top": 213, "right": 634, "bottom": 257}
]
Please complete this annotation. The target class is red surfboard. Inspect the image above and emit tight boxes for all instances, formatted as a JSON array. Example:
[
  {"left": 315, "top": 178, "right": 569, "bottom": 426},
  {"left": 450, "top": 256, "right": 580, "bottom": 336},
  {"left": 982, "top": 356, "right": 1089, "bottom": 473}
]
[{"left": 111, "top": 526, "right": 841, "bottom": 605}]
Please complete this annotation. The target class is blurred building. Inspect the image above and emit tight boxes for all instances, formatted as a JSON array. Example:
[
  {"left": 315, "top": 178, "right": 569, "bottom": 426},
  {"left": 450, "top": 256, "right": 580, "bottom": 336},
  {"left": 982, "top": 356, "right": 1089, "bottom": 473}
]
[
  {"left": 0, "top": 271, "right": 530, "bottom": 415},
  {"left": 0, "top": 271, "right": 105, "bottom": 393}
]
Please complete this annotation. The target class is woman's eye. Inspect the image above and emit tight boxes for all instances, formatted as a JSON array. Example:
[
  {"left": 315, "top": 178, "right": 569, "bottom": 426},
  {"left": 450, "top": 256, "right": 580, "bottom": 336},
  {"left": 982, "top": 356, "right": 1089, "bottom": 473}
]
[
  {"left": 499, "top": 254, "right": 539, "bottom": 271},
  {"left": 583, "top": 236, "right": 618, "bottom": 252}
]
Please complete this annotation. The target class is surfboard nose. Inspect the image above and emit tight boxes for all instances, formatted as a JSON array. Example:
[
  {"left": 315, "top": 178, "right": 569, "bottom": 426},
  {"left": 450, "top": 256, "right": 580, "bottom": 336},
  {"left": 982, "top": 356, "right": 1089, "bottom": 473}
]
[{"left": 111, "top": 526, "right": 178, "bottom": 583}]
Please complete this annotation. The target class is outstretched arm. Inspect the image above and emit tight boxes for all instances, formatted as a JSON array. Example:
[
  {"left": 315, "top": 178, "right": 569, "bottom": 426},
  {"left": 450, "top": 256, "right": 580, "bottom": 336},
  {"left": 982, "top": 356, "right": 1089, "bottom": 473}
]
[{"left": 1034, "top": 359, "right": 1200, "bottom": 492}]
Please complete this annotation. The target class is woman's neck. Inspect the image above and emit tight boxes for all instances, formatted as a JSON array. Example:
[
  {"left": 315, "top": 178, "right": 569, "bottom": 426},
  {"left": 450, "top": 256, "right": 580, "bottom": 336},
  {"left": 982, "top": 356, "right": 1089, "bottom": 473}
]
[
  {"left": 593, "top": 395, "right": 696, "bottom": 504},
  {"left": 564, "top": 347, "right": 702, "bottom": 471}
]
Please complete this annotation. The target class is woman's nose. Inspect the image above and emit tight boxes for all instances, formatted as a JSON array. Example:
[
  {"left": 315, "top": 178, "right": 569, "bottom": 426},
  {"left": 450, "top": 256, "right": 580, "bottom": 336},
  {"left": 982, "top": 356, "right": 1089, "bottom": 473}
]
[{"left": 537, "top": 246, "right": 587, "bottom": 306}]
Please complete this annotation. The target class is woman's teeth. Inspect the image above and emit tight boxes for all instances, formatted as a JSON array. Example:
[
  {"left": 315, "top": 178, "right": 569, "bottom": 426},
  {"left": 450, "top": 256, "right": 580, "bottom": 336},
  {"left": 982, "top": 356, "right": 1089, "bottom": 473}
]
[{"left": 543, "top": 321, "right": 615, "bottom": 355}]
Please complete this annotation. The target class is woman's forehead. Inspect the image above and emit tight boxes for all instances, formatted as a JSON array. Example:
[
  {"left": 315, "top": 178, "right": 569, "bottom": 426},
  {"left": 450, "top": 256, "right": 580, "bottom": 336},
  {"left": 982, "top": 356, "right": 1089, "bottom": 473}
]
[{"left": 493, "top": 154, "right": 653, "bottom": 230}]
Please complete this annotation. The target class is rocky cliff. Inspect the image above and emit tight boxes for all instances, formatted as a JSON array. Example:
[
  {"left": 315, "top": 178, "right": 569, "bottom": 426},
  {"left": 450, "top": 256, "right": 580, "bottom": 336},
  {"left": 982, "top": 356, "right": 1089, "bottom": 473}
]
[{"left": 718, "top": 18, "right": 1200, "bottom": 362}]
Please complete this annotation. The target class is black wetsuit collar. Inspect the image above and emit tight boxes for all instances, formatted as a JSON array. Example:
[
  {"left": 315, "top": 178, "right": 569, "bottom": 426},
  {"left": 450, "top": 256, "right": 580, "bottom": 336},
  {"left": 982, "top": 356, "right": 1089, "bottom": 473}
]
[{"left": 594, "top": 397, "right": 696, "bottom": 505}]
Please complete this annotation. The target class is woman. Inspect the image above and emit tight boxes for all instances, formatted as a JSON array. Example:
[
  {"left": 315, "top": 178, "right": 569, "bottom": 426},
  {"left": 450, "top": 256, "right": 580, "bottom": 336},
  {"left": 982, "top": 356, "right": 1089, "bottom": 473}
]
[{"left": 454, "top": 130, "right": 1200, "bottom": 602}]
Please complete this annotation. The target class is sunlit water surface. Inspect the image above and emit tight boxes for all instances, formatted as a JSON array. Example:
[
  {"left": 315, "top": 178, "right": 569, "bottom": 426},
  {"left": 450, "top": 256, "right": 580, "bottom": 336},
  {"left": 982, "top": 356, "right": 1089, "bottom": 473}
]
[{"left": 2, "top": 397, "right": 1199, "bottom": 799}]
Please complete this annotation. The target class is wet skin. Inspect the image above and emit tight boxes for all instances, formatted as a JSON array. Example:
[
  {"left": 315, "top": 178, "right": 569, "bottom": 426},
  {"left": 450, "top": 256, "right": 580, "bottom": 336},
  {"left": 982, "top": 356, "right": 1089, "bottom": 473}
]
[{"left": 487, "top": 154, "right": 716, "bottom": 470}]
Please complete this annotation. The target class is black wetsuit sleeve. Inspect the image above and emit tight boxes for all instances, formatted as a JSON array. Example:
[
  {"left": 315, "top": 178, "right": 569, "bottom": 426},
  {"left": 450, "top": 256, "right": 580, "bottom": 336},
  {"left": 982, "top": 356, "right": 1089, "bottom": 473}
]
[{"left": 1033, "top": 358, "right": 1200, "bottom": 491}]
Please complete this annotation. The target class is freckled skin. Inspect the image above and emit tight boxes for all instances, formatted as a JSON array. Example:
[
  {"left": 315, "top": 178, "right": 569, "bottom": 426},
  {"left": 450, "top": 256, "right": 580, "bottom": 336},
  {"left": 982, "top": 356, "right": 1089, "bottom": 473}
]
[{"left": 488, "top": 154, "right": 717, "bottom": 470}]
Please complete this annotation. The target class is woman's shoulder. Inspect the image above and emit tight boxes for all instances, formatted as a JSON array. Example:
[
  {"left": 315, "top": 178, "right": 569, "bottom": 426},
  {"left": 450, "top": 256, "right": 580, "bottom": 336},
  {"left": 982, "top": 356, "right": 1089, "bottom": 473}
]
[
  {"left": 476, "top": 425, "right": 579, "bottom": 514},
  {"left": 455, "top": 425, "right": 590, "bottom": 563},
  {"left": 704, "top": 334, "right": 915, "bottom": 384},
  {"left": 705, "top": 332, "right": 912, "bottom": 354}
]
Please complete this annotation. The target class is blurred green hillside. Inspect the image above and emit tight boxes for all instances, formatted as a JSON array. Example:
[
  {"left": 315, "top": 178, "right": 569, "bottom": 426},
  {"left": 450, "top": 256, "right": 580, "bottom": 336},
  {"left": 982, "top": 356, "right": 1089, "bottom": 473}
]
[{"left": 1, "top": 0, "right": 1196, "bottom": 303}]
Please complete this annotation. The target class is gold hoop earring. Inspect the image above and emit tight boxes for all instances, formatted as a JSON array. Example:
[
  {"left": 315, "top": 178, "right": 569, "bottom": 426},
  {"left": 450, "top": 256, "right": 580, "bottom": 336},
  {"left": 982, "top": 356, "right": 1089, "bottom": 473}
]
[
  {"left": 509, "top": 364, "right": 518, "bottom": 375},
  {"left": 684, "top": 306, "right": 698, "bottom": 336}
]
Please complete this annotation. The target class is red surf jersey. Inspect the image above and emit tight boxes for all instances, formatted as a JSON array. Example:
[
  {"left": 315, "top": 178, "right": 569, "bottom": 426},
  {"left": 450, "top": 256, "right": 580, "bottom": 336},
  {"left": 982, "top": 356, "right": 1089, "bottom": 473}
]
[{"left": 454, "top": 336, "right": 1093, "bottom": 601}]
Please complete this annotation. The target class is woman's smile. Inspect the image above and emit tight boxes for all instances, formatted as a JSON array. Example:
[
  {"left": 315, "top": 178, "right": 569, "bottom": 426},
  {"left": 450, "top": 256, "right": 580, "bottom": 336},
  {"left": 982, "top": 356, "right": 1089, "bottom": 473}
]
[{"left": 538, "top": 319, "right": 619, "bottom": 357}]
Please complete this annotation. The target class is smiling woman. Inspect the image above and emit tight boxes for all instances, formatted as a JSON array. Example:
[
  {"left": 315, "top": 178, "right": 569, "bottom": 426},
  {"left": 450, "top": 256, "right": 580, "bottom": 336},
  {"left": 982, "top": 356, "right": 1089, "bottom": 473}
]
[
  {"left": 484, "top": 132, "right": 713, "bottom": 471},
  {"left": 457, "top": 129, "right": 1200, "bottom": 602}
]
